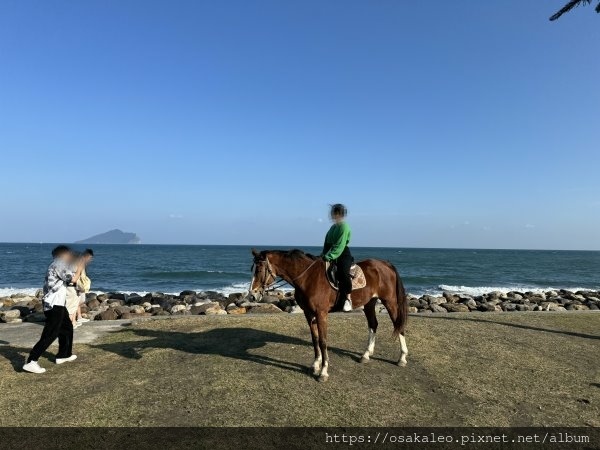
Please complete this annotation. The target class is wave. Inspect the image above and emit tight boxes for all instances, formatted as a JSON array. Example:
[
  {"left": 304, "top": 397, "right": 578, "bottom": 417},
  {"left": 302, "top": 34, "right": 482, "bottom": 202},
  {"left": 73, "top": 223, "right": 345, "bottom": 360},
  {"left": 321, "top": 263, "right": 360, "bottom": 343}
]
[
  {"left": 0, "top": 287, "right": 41, "bottom": 297},
  {"left": 437, "top": 284, "right": 598, "bottom": 297}
]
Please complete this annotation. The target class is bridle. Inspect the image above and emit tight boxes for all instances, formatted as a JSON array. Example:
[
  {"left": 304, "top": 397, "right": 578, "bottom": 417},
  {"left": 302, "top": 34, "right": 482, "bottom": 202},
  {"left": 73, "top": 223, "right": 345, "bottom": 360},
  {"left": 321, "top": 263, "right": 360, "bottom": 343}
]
[{"left": 251, "top": 254, "right": 320, "bottom": 294}]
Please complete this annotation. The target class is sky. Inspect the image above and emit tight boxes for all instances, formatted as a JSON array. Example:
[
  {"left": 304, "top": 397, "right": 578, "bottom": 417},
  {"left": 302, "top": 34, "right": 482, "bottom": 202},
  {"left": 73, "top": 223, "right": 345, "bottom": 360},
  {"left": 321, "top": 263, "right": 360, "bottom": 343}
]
[{"left": 0, "top": 1, "right": 599, "bottom": 250}]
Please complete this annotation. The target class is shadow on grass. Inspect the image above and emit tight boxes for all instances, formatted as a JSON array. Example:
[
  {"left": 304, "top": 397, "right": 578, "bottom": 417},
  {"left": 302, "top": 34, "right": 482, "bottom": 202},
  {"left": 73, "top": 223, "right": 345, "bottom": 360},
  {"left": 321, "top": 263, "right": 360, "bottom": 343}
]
[
  {"left": 0, "top": 345, "right": 53, "bottom": 372},
  {"left": 414, "top": 314, "right": 600, "bottom": 341},
  {"left": 91, "top": 327, "right": 396, "bottom": 377}
]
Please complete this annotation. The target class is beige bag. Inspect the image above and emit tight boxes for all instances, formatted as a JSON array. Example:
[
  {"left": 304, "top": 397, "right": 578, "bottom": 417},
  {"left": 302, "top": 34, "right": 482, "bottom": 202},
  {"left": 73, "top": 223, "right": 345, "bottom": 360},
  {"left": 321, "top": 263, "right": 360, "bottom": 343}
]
[{"left": 77, "top": 268, "right": 92, "bottom": 293}]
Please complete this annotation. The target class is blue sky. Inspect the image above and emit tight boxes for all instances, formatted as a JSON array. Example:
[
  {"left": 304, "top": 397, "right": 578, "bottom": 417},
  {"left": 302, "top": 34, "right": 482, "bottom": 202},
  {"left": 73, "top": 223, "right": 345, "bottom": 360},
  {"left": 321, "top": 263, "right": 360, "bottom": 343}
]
[{"left": 0, "top": 1, "right": 598, "bottom": 249}]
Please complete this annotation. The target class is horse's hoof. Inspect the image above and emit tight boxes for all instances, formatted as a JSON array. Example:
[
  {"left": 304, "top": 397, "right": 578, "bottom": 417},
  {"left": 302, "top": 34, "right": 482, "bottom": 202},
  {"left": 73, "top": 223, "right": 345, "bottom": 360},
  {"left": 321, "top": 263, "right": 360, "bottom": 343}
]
[
  {"left": 312, "top": 369, "right": 320, "bottom": 376},
  {"left": 397, "top": 360, "right": 408, "bottom": 367},
  {"left": 318, "top": 374, "right": 329, "bottom": 382},
  {"left": 360, "top": 356, "right": 370, "bottom": 364}
]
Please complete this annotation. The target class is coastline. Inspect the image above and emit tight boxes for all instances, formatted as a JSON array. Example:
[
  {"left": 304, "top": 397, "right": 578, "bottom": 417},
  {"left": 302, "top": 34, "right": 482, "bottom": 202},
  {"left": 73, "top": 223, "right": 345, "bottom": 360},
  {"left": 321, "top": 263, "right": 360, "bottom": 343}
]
[{"left": 1, "top": 288, "right": 599, "bottom": 324}]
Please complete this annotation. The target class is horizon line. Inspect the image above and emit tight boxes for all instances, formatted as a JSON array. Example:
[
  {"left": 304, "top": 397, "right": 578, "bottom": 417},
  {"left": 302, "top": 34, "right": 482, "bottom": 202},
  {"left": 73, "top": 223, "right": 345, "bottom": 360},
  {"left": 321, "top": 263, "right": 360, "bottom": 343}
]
[{"left": 0, "top": 242, "right": 599, "bottom": 252}]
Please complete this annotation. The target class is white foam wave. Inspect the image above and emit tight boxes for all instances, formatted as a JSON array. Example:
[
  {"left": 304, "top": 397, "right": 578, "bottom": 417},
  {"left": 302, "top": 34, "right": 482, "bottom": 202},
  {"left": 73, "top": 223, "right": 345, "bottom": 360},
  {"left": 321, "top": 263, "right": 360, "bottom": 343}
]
[
  {"left": 0, "top": 287, "right": 41, "bottom": 297},
  {"left": 438, "top": 285, "right": 598, "bottom": 297}
]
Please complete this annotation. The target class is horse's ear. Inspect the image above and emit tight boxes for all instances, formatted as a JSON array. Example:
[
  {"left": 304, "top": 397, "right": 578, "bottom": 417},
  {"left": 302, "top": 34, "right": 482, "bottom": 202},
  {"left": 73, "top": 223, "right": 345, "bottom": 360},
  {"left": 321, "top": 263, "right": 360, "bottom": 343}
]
[{"left": 251, "top": 248, "right": 259, "bottom": 257}]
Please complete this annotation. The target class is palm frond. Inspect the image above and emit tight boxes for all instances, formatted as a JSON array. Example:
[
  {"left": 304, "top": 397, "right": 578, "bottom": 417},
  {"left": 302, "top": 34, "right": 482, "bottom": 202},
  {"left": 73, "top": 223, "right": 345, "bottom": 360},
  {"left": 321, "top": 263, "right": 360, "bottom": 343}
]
[{"left": 549, "top": 0, "right": 592, "bottom": 21}]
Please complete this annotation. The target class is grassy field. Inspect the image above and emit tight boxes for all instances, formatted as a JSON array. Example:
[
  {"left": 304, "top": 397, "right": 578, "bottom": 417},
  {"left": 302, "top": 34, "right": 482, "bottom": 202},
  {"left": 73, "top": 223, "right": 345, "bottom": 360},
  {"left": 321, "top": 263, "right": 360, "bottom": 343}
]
[{"left": 0, "top": 312, "right": 599, "bottom": 427}]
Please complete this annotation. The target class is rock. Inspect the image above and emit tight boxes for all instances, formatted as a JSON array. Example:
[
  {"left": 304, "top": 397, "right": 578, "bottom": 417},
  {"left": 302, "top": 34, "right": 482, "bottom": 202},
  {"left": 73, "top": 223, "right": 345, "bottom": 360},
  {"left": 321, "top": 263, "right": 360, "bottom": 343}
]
[
  {"left": 277, "top": 299, "right": 295, "bottom": 310},
  {"left": 516, "top": 304, "right": 531, "bottom": 312},
  {"left": 96, "top": 294, "right": 109, "bottom": 302},
  {"left": 507, "top": 292, "right": 523, "bottom": 300},
  {"left": 191, "top": 302, "right": 222, "bottom": 315},
  {"left": 180, "top": 290, "right": 197, "bottom": 297},
  {"left": 502, "top": 303, "right": 518, "bottom": 312},
  {"left": 567, "top": 304, "right": 589, "bottom": 311},
  {"left": 10, "top": 306, "right": 31, "bottom": 318},
  {"left": 418, "top": 308, "right": 433, "bottom": 314},
  {"left": 114, "top": 306, "right": 131, "bottom": 316},
  {"left": 108, "top": 292, "right": 127, "bottom": 301},
  {"left": 247, "top": 303, "right": 283, "bottom": 314},
  {"left": 120, "top": 312, "right": 152, "bottom": 320},
  {"left": 10, "top": 293, "right": 29, "bottom": 299},
  {"left": 87, "top": 298, "right": 101, "bottom": 310},
  {"left": 226, "top": 304, "right": 247, "bottom": 315},
  {"left": 142, "top": 302, "right": 152, "bottom": 311},
  {"left": 228, "top": 292, "right": 245, "bottom": 302},
  {"left": 171, "top": 309, "right": 191, "bottom": 316},
  {"left": 96, "top": 309, "right": 119, "bottom": 321},
  {"left": 86, "top": 292, "right": 97, "bottom": 301},
  {"left": 408, "top": 306, "right": 418, "bottom": 314},
  {"left": 35, "top": 289, "right": 44, "bottom": 298},
  {"left": 478, "top": 302, "right": 497, "bottom": 312},
  {"left": 0, "top": 309, "right": 22, "bottom": 322},
  {"left": 541, "top": 302, "right": 559, "bottom": 311},
  {"left": 429, "top": 297, "right": 445, "bottom": 306},
  {"left": 25, "top": 312, "right": 47, "bottom": 322},
  {"left": 429, "top": 304, "right": 447, "bottom": 313},
  {"left": 287, "top": 305, "right": 303, "bottom": 314},
  {"left": 2, "top": 318, "right": 22, "bottom": 324},
  {"left": 460, "top": 298, "right": 477, "bottom": 310},
  {"left": 442, "top": 292, "right": 458, "bottom": 303},
  {"left": 408, "top": 298, "right": 421, "bottom": 308},
  {"left": 260, "top": 295, "right": 280, "bottom": 304},
  {"left": 152, "top": 308, "right": 170, "bottom": 316},
  {"left": 130, "top": 305, "right": 146, "bottom": 314},
  {"left": 169, "top": 304, "right": 187, "bottom": 314},
  {"left": 442, "top": 303, "right": 469, "bottom": 313}
]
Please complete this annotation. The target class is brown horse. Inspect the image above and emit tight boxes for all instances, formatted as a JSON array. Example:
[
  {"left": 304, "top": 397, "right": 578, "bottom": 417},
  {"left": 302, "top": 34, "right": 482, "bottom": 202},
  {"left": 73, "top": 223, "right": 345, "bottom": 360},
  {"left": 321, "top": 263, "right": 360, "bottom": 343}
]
[{"left": 250, "top": 249, "right": 409, "bottom": 382}]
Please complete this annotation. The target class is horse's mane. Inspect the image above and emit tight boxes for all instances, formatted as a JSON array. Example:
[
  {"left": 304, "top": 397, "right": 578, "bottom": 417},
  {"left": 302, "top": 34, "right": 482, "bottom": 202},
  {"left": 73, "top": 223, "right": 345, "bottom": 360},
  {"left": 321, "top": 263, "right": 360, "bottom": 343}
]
[{"left": 262, "top": 249, "right": 318, "bottom": 261}]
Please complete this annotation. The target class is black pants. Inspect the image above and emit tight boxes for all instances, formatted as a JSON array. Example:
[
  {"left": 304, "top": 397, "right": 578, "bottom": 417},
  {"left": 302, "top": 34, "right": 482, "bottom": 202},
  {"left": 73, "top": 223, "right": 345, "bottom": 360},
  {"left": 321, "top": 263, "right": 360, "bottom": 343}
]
[
  {"left": 334, "top": 247, "right": 353, "bottom": 298},
  {"left": 28, "top": 305, "right": 73, "bottom": 362}
]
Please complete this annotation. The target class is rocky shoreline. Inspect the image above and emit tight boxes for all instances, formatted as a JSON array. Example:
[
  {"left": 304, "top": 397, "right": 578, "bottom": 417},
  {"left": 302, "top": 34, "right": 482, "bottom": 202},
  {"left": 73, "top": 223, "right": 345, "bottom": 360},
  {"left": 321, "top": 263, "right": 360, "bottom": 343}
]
[{"left": 1, "top": 289, "right": 599, "bottom": 324}]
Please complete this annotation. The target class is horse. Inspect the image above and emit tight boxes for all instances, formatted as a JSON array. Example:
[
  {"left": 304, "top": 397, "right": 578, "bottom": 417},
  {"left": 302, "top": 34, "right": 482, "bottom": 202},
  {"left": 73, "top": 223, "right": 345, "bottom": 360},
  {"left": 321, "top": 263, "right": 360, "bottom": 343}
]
[{"left": 250, "top": 249, "right": 409, "bottom": 382}]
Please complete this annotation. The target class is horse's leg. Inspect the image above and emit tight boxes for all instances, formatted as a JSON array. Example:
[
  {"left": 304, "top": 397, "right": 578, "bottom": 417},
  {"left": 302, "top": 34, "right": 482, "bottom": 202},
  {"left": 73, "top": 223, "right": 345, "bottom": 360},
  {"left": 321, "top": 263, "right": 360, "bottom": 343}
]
[
  {"left": 316, "top": 311, "right": 329, "bottom": 382},
  {"left": 360, "top": 298, "right": 378, "bottom": 363},
  {"left": 381, "top": 297, "right": 408, "bottom": 367},
  {"left": 304, "top": 311, "right": 321, "bottom": 375},
  {"left": 398, "top": 332, "right": 408, "bottom": 366}
]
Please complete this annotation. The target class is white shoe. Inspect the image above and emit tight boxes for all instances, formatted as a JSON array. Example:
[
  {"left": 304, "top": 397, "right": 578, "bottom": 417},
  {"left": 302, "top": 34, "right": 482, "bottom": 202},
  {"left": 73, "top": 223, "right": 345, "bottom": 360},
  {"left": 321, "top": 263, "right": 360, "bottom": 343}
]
[
  {"left": 56, "top": 355, "right": 77, "bottom": 365},
  {"left": 77, "top": 318, "right": 90, "bottom": 323},
  {"left": 73, "top": 322, "right": 82, "bottom": 328},
  {"left": 343, "top": 299, "right": 353, "bottom": 312},
  {"left": 23, "top": 360, "right": 46, "bottom": 374}
]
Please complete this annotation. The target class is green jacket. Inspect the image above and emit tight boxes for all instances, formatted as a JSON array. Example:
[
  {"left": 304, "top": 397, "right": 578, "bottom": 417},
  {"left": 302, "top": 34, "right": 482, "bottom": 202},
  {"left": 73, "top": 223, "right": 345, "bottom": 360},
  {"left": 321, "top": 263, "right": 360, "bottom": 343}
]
[{"left": 322, "top": 222, "right": 352, "bottom": 261}]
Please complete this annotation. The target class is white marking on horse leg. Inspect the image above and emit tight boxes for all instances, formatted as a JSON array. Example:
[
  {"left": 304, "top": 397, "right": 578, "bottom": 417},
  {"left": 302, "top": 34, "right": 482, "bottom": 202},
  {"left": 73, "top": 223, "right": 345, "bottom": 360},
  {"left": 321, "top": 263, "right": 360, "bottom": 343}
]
[
  {"left": 312, "top": 354, "right": 322, "bottom": 375},
  {"left": 398, "top": 334, "right": 408, "bottom": 367},
  {"left": 319, "top": 360, "right": 329, "bottom": 380},
  {"left": 361, "top": 328, "right": 376, "bottom": 361}
]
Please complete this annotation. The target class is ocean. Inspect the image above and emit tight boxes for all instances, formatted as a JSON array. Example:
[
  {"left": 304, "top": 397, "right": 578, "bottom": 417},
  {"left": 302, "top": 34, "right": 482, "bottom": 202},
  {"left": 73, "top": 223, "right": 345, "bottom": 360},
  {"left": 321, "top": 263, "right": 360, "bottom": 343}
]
[{"left": 0, "top": 243, "right": 598, "bottom": 298}]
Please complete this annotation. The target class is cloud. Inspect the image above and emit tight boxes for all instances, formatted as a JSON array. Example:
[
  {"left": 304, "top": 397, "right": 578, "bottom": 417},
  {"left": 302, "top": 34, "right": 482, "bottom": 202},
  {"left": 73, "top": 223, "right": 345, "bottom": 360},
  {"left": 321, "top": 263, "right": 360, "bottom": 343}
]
[
  {"left": 525, "top": 224, "right": 535, "bottom": 229},
  {"left": 169, "top": 214, "right": 184, "bottom": 219}
]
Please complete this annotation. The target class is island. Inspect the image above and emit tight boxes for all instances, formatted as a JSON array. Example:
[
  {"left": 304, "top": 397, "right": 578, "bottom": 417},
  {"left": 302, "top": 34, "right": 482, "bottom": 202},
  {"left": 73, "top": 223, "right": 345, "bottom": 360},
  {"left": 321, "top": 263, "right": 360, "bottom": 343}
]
[{"left": 75, "top": 229, "right": 141, "bottom": 245}]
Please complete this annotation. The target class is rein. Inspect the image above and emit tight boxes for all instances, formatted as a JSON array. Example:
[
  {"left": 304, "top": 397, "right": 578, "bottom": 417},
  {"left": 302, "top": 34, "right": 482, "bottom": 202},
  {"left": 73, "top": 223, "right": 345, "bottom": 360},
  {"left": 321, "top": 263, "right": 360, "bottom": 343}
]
[{"left": 255, "top": 257, "right": 320, "bottom": 293}]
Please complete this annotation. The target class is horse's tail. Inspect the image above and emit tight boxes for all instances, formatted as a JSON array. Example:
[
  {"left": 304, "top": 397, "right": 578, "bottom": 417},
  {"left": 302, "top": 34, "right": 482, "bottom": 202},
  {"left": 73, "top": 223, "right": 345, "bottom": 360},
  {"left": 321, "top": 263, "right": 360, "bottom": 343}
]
[{"left": 387, "top": 261, "right": 408, "bottom": 338}]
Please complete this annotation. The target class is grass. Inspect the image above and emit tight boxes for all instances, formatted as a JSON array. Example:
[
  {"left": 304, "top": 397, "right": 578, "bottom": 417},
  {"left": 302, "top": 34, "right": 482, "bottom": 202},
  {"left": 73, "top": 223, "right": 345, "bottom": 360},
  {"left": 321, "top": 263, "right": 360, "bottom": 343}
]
[{"left": 0, "top": 312, "right": 599, "bottom": 427}]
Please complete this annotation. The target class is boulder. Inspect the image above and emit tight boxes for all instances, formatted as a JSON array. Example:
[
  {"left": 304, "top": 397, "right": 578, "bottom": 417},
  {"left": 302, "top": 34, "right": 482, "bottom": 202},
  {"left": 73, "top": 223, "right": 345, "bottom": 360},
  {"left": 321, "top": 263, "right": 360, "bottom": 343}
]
[
  {"left": 130, "top": 305, "right": 146, "bottom": 314},
  {"left": 25, "top": 312, "right": 47, "bottom": 322},
  {"left": 107, "top": 292, "right": 127, "bottom": 301},
  {"left": 429, "top": 304, "right": 447, "bottom": 313},
  {"left": 442, "top": 303, "right": 469, "bottom": 313},
  {"left": 260, "top": 295, "right": 280, "bottom": 304},
  {"left": 170, "top": 304, "right": 187, "bottom": 314},
  {"left": 191, "top": 302, "right": 221, "bottom": 315},
  {"left": 502, "top": 303, "right": 518, "bottom": 312},
  {"left": 516, "top": 304, "right": 531, "bottom": 312},
  {"left": 87, "top": 298, "right": 101, "bottom": 310},
  {"left": 152, "top": 308, "right": 170, "bottom": 316},
  {"left": 277, "top": 299, "right": 295, "bottom": 310},
  {"left": 114, "top": 305, "right": 131, "bottom": 316},
  {"left": 228, "top": 292, "right": 245, "bottom": 302},
  {"left": 442, "top": 292, "right": 458, "bottom": 303},
  {"left": 247, "top": 304, "right": 283, "bottom": 314},
  {"left": 0, "top": 309, "right": 23, "bottom": 322},
  {"left": 408, "top": 306, "right": 419, "bottom": 314},
  {"left": 180, "top": 290, "right": 197, "bottom": 297},
  {"left": 86, "top": 292, "right": 97, "bottom": 301},
  {"left": 478, "top": 302, "right": 497, "bottom": 312},
  {"left": 287, "top": 305, "right": 303, "bottom": 314},
  {"left": 567, "top": 304, "right": 589, "bottom": 311},
  {"left": 35, "top": 289, "right": 44, "bottom": 299},
  {"left": 226, "top": 305, "right": 247, "bottom": 315},
  {"left": 10, "top": 306, "right": 31, "bottom": 318},
  {"left": 205, "top": 307, "right": 227, "bottom": 316},
  {"left": 96, "top": 309, "right": 119, "bottom": 321},
  {"left": 460, "top": 298, "right": 477, "bottom": 310}
]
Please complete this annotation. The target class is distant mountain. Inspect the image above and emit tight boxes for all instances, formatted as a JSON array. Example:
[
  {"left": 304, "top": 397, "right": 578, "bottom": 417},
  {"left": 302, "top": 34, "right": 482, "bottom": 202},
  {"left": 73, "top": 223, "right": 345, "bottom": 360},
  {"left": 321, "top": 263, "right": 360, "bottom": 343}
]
[{"left": 75, "top": 229, "right": 141, "bottom": 245}]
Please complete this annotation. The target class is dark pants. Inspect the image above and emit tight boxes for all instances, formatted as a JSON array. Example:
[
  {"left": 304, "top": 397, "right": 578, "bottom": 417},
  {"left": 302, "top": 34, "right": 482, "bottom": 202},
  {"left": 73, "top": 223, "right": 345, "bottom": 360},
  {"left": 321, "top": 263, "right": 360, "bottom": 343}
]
[
  {"left": 28, "top": 305, "right": 73, "bottom": 362},
  {"left": 334, "top": 247, "right": 353, "bottom": 298}
]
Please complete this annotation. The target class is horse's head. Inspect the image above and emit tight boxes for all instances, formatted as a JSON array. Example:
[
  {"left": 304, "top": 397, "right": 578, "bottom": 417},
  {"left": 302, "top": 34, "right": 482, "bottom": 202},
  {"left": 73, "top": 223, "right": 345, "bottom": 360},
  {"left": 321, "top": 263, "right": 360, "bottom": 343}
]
[{"left": 249, "top": 248, "right": 277, "bottom": 299}]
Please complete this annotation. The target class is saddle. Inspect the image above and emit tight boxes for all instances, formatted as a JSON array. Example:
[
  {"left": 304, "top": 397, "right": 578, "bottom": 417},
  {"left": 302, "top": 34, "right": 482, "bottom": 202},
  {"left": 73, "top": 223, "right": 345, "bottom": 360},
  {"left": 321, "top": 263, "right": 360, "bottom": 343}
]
[{"left": 325, "top": 261, "right": 367, "bottom": 291}]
